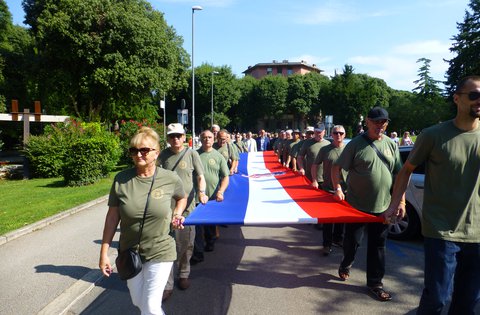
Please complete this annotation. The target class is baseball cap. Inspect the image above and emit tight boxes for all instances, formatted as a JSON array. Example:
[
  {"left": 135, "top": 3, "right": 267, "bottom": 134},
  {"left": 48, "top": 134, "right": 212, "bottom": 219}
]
[
  {"left": 167, "top": 123, "right": 185, "bottom": 135},
  {"left": 314, "top": 123, "right": 326, "bottom": 132},
  {"left": 367, "top": 107, "right": 390, "bottom": 121},
  {"left": 305, "top": 126, "right": 314, "bottom": 133}
]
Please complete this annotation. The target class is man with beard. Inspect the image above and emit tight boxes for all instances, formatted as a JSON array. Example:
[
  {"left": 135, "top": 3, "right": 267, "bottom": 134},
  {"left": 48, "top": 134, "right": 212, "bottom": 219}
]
[{"left": 384, "top": 76, "right": 480, "bottom": 314}]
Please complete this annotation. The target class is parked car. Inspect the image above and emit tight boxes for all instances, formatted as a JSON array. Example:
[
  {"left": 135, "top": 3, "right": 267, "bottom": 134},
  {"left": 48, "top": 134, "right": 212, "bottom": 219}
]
[{"left": 387, "top": 145, "right": 424, "bottom": 240}]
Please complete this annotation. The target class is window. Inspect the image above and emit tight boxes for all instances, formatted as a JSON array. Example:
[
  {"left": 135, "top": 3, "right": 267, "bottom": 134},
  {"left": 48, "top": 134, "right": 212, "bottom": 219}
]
[
  {"left": 266, "top": 67, "right": 273, "bottom": 75},
  {"left": 287, "top": 68, "right": 293, "bottom": 75}
]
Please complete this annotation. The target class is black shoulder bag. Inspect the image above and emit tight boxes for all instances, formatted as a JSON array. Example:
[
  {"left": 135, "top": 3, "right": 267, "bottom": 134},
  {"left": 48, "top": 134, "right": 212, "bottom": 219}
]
[
  {"left": 362, "top": 133, "right": 392, "bottom": 172},
  {"left": 170, "top": 147, "right": 189, "bottom": 172},
  {"left": 116, "top": 167, "right": 157, "bottom": 280}
]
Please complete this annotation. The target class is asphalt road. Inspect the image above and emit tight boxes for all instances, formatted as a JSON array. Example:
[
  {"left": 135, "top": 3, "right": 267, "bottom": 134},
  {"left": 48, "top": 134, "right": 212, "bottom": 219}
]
[{"left": 1, "top": 198, "right": 475, "bottom": 315}]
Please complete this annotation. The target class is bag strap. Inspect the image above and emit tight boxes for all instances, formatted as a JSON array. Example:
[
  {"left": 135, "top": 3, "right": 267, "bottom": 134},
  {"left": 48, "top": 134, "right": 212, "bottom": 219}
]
[
  {"left": 136, "top": 166, "right": 157, "bottom": 247},
  {"left": 170, "top": 147, "right": 189, "bottom": 172},
  {"left": 362, "top": 133, "right": 392, "bottom": 172}
]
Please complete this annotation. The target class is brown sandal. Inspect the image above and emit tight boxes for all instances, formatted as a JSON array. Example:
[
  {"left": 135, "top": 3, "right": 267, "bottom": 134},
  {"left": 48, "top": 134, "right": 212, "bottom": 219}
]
[
  {"left": 338, "top": 267, "right": 350, "bottom": 281},
  {"left": 369, "top": 287, "right": 392, "bottom": 301}
]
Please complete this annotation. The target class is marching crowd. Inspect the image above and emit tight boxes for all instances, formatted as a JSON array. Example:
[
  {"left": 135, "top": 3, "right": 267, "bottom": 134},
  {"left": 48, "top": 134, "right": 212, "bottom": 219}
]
[{"left": 99, "top": 76, "right": 480, "bottom": 315}]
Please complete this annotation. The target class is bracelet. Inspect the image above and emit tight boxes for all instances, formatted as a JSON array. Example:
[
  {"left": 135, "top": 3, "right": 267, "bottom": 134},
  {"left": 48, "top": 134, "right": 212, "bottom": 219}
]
[
  {"left": 217, "top": 191, "right": 224, "bottom": 195},
  {"left": 336, "top": 187, "right": 342, "bottom": 191},
  {"left": 199, "top": 190, "right": 205, "bottom": 194},
  {"left": 173, "top": 213, "right": 182, "bottom": 216},
  {"left": 400, "top": 201, "right": 406, "bottom": 206}
]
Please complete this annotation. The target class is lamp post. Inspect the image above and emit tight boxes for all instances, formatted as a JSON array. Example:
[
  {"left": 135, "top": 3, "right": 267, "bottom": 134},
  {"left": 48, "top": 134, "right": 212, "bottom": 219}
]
[
  {"left": 191, "top": 5, "right": 203, "bottom": 146},
  {"left": 211, "top": 71, "right": 219, "bottom": 127}
]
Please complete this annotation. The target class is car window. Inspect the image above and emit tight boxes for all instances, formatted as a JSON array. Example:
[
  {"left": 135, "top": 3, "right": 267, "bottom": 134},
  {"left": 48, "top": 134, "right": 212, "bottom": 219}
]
[{"left": 399, "top": 147, "right": 425, "bottom": 175}]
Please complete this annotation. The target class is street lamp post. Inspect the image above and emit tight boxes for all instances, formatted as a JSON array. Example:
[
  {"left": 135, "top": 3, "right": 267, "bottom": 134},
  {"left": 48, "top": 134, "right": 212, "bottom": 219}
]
[
  {"left": 191, "top": 5, "right": 203, "bottom": 146},
  {"left": 211, "top": 71, "right": 219, "bottom": 127}
]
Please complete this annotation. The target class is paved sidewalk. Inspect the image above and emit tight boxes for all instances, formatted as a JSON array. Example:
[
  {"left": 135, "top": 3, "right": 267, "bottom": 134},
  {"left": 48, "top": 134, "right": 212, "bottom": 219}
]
[{"left": 2, "top": 197, "right": 475, "bottom": 315}]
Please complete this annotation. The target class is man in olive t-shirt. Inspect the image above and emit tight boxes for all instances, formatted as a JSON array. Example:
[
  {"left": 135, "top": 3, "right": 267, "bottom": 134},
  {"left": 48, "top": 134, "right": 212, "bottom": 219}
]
[
  {"left": 385, "top": 76, "right": 480, "bottom": 314},
  {"left": 332, "top": 107, "right": 403, "bottom": 302},
  {"left": 158, "top": 123, "right": 207, "bottom": 299},
  {"left": 297, "top": 123, "right": 330, "bottom": 184},
  {"left": 192, "top": 130, "right": 230, "bottom": 262}
]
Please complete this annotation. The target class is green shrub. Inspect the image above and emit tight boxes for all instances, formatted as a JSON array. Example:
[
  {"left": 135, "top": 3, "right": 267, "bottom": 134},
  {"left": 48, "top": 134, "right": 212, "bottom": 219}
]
[
  {"left": 118, "top": 119, "right": 166, "bottom": 165},
  {"left": 24, "top": 119, "right": 121, "bottom": 185},
  {"left": 63, "top": 134, "right": 121, "bottom": 186}
]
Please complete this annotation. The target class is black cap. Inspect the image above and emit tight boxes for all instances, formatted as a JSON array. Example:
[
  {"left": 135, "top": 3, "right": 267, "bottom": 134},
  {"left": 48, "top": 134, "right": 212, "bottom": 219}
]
[
  {"left": 314, "top": 123, "right": 325, "bottom": 132},
  {"left": 367, "top": 107, "right": 390, "bottom": 121}
]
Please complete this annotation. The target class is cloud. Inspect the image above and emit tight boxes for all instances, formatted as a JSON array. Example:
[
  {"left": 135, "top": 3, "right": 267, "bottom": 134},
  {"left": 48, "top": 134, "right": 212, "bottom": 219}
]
[
  {"left": 392, "top": 40, "right": 451, "bottom": 55},
  {"left": 292, "top": 1, "right": 392, "bottom": 25},
  {"left": 289, "top": 54, "right": 332, "bottom": 65}
]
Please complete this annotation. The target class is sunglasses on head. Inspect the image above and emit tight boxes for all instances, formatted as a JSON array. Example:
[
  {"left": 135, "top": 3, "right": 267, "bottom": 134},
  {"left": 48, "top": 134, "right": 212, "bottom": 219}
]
[
  {"left": 333, "top": 131, "right": 345, "bottom": 135},
  {"left": 457, "top": 91, "right": 480, "bottom": 101},
  {"left": 129, "top": 147, "right": 156, "bottom": 156}
]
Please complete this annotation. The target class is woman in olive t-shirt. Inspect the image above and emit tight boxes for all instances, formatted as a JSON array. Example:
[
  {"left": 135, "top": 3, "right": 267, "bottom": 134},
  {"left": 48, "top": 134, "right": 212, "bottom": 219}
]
[{"left": 99, "top": 127, "right": 187, "bottom": 314}]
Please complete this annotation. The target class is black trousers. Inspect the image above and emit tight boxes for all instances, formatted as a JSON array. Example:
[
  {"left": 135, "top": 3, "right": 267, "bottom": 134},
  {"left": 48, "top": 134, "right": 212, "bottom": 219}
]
[
  {"left": 340, "top": 221, "right": 388, "bottom": 288},
  {"left": 322, "top": 223, "right": 344, "bottom": 247}
]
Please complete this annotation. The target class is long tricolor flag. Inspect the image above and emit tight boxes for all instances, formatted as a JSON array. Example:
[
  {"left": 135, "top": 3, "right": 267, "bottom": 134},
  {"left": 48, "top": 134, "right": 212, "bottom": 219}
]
[{"left": 185, "top": 151, "right": 382, "bottom": 225}]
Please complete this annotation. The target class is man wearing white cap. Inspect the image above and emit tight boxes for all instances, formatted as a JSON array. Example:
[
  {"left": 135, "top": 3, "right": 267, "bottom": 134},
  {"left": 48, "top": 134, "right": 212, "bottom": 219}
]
[
  {"left": 297, "top": 123, "right": 330, "bottom": 184},
  {"left": 159, "top": 123, "right": 208, "bottom": 300}
]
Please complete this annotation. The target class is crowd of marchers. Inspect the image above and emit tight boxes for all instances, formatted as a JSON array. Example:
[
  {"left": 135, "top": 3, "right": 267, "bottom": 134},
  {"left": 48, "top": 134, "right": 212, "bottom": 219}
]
[{"left": 99, "top": 75, "right": 480, "bottom": 315}]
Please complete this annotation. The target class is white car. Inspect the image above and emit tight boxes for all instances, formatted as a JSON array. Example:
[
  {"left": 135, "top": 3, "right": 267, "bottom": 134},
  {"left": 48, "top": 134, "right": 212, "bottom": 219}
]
[{"left": 387, "top": 146, "right": 424, "bottom": 240}]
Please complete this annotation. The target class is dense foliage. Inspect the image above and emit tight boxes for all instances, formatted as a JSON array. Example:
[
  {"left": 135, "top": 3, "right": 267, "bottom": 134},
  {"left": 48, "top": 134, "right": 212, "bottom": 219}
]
[
  {"left": 445, "top": 0, "right": 480, "bottom": 95},
  {"left": 24, "top": 120, "right": 121, "bottom": 185},
  {"left": 22, "top": 0, "right": 190, "bottom": 122},
  {"left": 1, "top": 0, "right": 478, "bottom": 150}
]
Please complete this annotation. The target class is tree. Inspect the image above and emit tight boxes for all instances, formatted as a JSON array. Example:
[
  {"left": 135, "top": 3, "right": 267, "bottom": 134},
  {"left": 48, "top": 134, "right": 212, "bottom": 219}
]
[
  {"left": 23, "top": 0, "right": 190, "bottom": 122},
  {"left": 445, "top": 0, "right": 480, "bottom": 95},
  {"left": 318, "top": 65, "right": 390, "bottom": 135},
  {"left": 413, "top": 58, "right": 442, "bottom": 96},
  {"left": 0, "top": 0, "right": 13, "bottom": 112},
  {"left": 411, "top": 58, "right": 451, "bottom": 130},
  {"left": 190, "top": 64, "right": 240, "bottom": 131},
  {"left": 254, "top": 75, "right": 288, "bottom": 124},
  {"left": 231, "top": 75, "right": 259, "bottom": 131}
]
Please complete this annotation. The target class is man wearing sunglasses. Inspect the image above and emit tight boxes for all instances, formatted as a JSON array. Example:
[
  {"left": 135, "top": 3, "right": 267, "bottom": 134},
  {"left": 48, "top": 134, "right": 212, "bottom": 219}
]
[
  {"left": 331, "top": 107, "right": 403, "bottom": 302},
  {"left": 297, "top": 123, "right": 330, "bottom": 185},
  {"left": 311, "top": 125, "right": 347, "bottom": 256},
  {"left": 213, "top": 129, "right": 239, "bottom": 175},
  {"left": 384, "top": 76, "right": 480, "bottom": 314},
  {"left": 159, "top": 123, "right": 208, "bottom": 300}
]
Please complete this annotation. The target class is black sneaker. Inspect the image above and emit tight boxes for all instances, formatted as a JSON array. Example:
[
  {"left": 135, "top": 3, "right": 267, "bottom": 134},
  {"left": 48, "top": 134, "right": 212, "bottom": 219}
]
[
  {"left": 332, "top": 240, "right": 343, "bottom": 248},
  {"left": 190, "top": 255, "right": 204, "bottom": 265}
]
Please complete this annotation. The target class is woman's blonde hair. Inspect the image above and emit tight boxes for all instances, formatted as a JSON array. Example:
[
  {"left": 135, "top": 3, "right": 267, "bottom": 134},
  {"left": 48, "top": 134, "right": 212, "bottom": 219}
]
[{"left": 130, "top": 126, "right": 160, "bottom": 150}]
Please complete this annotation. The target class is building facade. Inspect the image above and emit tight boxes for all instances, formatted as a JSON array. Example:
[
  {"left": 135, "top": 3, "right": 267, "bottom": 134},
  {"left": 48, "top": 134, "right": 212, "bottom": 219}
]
[
  {"left": 242, "top": 60, "right": 322, "bottom": 132},
  {"left": 243, "top": 60, "right": 322, "bottom": 79}
]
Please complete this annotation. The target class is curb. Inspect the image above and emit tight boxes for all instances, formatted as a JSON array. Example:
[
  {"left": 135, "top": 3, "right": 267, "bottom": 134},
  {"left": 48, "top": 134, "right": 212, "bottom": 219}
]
[
  {"left": 0, "top": 195, "right": 108, "bottom": 246},
  {"left": 37, "top": 251, "right": 119, "bottom": 315}
]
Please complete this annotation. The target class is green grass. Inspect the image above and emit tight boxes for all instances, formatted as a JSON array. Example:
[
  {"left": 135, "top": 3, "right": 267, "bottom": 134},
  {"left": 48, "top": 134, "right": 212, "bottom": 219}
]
[{"left": 0, "top": 173, "right": 119, "bottom": 235}]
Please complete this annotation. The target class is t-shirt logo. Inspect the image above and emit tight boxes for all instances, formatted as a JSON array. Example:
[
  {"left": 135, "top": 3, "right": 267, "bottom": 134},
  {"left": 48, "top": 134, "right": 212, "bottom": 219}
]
[
  {"left": 178, "top": 161, "right": 187, "bottom": 170},
  {"left": 209, "top": 158, "right": 216, "bottom": 166},
  {"left": 384, "top": 149, "right": 393, "bottom": 159},
  {"left": 151, "top": 188, "right": 164, "bottom": 199}
]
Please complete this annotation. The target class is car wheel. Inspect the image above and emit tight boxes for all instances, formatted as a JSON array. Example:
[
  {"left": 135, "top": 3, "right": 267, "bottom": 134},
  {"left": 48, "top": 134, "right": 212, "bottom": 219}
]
[{"left": 387, "top": 203, "right": 421, "bottom": 241}]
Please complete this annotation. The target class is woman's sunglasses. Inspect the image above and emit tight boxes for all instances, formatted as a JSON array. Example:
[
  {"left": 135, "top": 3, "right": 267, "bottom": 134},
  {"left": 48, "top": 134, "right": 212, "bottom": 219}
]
[{"left": 129, "top": 147, "right": 156, "bottom": 156}]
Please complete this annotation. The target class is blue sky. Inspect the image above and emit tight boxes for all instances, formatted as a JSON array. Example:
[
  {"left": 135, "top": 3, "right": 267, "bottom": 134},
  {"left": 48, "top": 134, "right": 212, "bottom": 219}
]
[{"left": 5, "top": 0, "right": 471, "bottom": 91}]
